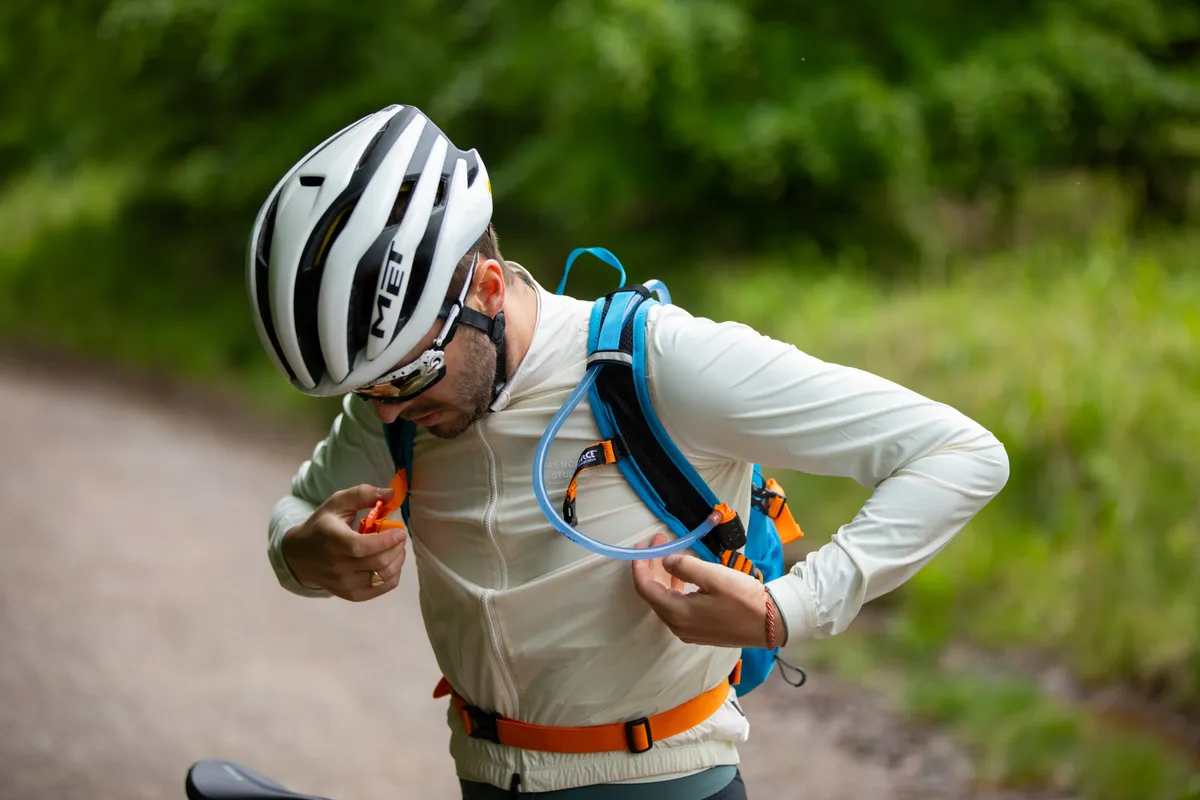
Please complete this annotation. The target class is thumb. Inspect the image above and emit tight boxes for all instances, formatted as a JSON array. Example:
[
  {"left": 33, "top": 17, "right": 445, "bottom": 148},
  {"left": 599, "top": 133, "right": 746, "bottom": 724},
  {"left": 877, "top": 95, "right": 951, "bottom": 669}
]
[
  {"left": 327, "top": 483, "right": 394, "bottom": 513},
  {"left": 660, "top": 552, "right": 727, "bottom": 592}
]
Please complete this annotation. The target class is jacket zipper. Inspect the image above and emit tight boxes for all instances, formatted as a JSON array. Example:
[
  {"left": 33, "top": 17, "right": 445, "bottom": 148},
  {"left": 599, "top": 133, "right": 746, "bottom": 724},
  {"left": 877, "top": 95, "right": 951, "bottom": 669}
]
[
  {"left": 480, "top": 591, "right": 521, "bottom": 719},
  {"left": 476, "top": 422, "right": 521, "bottom": 783},
  {"left": 475, "top": 423, "right": 508, "bottom": 588}
]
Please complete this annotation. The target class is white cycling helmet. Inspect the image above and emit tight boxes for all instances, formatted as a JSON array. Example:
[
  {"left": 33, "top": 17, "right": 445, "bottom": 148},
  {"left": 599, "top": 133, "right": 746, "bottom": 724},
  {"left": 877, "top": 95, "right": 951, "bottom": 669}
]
[{"left": 246, "top": 104, "right": 493, "bottom": 396}]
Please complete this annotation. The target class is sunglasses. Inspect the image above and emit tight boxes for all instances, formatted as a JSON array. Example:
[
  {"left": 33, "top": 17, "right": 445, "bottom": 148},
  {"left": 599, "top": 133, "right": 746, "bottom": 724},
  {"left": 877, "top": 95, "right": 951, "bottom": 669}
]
[{"left": 353, "top": 253, "right": 478, "bottom": 404}]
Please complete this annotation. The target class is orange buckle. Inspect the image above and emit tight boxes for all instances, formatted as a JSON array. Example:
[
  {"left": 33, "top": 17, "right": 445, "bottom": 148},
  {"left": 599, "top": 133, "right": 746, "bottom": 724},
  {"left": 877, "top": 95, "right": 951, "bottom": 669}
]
[
  {"left": 719, "top": 550, "right": 759, "bottom": 579},
  {"left": 625, "top": 717, "right": 653, "bottom": 753}
]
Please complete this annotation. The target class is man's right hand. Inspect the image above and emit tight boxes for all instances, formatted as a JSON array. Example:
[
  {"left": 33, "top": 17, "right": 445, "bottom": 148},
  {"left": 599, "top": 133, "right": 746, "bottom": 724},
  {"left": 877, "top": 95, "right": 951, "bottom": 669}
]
[{"left": 281, "top": 484, "right": 407, "bottom": 601}]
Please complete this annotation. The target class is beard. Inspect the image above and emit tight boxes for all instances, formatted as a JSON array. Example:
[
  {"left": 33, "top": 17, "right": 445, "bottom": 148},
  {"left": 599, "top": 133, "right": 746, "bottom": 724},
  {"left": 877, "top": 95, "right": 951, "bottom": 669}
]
[{"left": 423, "top": 325, "right": 497, "bottom": 440}]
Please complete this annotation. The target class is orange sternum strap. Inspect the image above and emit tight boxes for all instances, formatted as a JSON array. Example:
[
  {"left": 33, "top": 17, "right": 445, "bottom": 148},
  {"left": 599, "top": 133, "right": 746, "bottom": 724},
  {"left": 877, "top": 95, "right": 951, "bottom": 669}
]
[
  {"left": 720, "top": 549, "right": 763, "bottom": 582},
  {"left": 433, "top": 663, "right": 740, "bottom": 755}
]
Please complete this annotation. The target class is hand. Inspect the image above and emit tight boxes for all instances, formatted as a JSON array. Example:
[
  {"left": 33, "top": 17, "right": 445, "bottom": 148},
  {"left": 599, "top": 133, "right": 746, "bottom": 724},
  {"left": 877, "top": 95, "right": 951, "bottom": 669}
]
[
  {"left": 281, "top": 484, "right": 408, "bottom": 602},
  {"left": 632, "top": 532, "right": 783, "bottom": 649}
]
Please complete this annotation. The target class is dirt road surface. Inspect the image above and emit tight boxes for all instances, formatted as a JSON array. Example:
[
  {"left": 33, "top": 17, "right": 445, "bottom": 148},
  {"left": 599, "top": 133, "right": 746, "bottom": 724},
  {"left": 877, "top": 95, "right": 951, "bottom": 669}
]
[{"left": 1, "top": 358, "right": 1009, "bottom": 800}]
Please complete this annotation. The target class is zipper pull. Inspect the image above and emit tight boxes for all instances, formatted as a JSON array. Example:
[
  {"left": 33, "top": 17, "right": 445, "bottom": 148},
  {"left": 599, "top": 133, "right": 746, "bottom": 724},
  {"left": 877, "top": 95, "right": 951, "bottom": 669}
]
[{"left": 508, "top": 772, "right": 521, "bottom": 796}]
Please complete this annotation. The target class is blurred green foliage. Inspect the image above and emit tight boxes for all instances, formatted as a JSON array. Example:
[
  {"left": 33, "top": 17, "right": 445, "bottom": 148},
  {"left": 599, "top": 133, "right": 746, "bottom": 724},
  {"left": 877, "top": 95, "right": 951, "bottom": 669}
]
[{"left": 2, "top": 0, "right": 1199, "bottom": 268}]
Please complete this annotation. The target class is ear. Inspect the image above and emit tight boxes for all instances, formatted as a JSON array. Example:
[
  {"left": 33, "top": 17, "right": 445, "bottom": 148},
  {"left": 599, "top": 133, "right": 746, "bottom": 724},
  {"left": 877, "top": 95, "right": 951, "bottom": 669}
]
[{"left": 469, "top": 258, "right": 507, "bottom": 317}]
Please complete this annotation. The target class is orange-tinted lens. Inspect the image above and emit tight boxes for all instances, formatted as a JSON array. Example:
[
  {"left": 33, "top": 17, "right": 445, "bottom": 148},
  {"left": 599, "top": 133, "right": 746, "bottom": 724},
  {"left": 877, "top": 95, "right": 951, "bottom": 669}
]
[{"left": 355, "top": 364, "right": 445, "bottom": 403}]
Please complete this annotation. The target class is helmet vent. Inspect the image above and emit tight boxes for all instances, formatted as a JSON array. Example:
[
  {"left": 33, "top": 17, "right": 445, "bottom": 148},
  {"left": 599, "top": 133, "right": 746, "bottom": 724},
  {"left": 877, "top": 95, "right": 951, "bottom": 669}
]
[
  {"left": 387, "top": 180, "right": 417, "bottom": 227},
  {"left": 356, "top": 122, "right": 389, "bottom": 170}
]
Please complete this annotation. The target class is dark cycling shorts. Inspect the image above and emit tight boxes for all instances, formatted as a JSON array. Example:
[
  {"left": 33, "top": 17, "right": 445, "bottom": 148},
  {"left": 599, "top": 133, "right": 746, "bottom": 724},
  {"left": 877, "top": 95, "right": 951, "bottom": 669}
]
[{"left": 460, "top": 765, "right": 747, "bottom": 799}]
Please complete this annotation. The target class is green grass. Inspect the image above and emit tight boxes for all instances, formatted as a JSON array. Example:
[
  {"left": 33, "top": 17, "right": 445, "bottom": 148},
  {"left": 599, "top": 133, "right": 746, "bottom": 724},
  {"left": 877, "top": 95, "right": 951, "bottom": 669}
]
[{"left": 804, "top": 627, "right": 1200, "bottom": 799}]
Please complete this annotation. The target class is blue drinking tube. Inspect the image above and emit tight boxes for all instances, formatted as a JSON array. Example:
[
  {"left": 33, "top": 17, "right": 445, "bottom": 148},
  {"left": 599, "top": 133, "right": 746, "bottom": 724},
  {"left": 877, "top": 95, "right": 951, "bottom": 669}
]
[{"left": 532, "top": 278, "right": 715, "bottom": 560}]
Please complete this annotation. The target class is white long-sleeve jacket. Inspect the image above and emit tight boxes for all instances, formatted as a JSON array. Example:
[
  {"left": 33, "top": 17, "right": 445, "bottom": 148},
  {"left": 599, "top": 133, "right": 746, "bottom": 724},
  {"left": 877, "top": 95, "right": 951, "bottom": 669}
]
[{"left": 267, "top": 268, "right": 1009, "bottom": 792}]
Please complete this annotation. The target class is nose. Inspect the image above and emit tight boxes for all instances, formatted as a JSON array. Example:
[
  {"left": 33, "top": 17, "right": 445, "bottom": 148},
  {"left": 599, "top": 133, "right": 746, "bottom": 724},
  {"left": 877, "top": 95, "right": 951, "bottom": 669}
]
[{"left": 370, "top": 399, "right": 407, "bottom": 424}]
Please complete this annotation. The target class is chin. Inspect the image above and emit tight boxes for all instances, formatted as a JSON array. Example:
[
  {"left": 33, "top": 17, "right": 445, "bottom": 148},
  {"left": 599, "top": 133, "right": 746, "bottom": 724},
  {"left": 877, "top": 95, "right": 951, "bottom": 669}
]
[{"left": 427, "top": 413, "right": 476, "bottom": 440}]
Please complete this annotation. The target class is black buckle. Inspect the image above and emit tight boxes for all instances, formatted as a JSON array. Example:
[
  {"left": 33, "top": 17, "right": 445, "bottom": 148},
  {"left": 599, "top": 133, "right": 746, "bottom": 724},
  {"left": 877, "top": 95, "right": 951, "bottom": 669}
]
[
  {"left": 751, "top": 485, "right": 783, "bottom": 517},
  {"left": 464, "top": 705, "right": 501, "bottom": 744},
  {"left": 711, "top": 515, "right": 746, "bottom": 552},
  {"left": 624, "top": 717, "right": 654, "bottom": 753}
]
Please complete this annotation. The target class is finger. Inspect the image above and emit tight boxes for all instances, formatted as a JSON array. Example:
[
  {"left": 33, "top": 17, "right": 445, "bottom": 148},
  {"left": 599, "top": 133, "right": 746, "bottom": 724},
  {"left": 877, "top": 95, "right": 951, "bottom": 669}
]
[
  {"left": 631, "top": 536, "right": 670, "bottom": 593},
  {"left": 639, "top": 532, "right": 680, "bottom": 585},
  {"left": 644, "top": 531, "right": 688, "bottom": 592},
  {"left": 632, "top": 558, "right": 672, "bottom": 603},
  {"left": 632, "top": 550, "right": 686, "bottom": 619},
  {"left": 345, "top": 568, "right": 401, "bottom": 603},
  {"left": 670, "top": 567, "right": 685, "bottom": 593},
  {"left": 632, "top": 572, "right": 682, "bottom": 622},
  {"left": 346, "top": 524, "right": 407, "bottom": 559},
  {"left": 353, "top": 526, "right": 409, "bottom": 568},
  {"left": 661, "top": 552, "right": 730, "bottom": 594},
  {"left": 326, "top": 483, "right": 395, "bottom": 515},
  {"left": 357, "top": 538, "right": 408, "bottom": 579}
]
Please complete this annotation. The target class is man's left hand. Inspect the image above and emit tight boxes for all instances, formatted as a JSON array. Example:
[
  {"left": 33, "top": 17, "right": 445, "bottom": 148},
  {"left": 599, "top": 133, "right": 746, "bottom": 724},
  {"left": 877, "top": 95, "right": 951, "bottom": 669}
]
[{"left": 632, "top": 532, "right": 783, "bottom": 649}]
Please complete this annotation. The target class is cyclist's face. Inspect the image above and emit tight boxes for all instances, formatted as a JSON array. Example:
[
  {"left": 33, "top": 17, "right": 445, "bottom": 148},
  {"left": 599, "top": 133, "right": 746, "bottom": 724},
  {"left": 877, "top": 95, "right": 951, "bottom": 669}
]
[{"left": 367, "top": 312, "right": 498, "bottom": 440}]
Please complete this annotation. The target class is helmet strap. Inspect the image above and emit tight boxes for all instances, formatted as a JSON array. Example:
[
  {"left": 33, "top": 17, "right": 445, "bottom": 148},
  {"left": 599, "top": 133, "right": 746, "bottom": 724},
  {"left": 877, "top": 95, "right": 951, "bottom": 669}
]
[{"left": 457, "top": 305, "right": 508, "bottom": 403}]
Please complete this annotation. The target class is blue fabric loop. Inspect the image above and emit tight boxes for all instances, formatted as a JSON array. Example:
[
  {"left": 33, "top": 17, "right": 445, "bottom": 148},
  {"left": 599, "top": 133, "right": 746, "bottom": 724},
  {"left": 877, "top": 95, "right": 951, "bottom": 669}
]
[{"left": 556, "top": 248, "right": 627, "bottom": 295}]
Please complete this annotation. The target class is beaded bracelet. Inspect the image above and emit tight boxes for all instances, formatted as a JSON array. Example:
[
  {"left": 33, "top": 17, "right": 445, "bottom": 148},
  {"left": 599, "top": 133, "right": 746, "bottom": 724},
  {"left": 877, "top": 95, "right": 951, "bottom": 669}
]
[{"left": 765, "top": 588, "right": 778, "bottom": 650}]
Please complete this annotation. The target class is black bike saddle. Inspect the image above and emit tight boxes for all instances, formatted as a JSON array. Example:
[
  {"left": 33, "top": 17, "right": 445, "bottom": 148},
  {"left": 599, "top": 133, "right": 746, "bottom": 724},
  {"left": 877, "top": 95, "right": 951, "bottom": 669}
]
[{"left": 185, "top": 760, "right": 332, "bottom": 800}]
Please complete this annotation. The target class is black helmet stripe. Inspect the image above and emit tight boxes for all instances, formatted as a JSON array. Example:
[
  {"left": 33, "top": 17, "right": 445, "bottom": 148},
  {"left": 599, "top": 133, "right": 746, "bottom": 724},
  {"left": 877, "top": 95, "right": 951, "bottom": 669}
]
[
  {"left": 252, "top": 109, "right": 373, "bottom": 380},
  {"left": 343, "top": 113, "right": 445, "bottom": 365},
  {"left": 347, "top": 221, "right": 399, "bottom": 364},
  {"left": 353, "top": 119, "right": 441, "bottom": 350},
  {"left": 383, "top": 122, "right": 443, "bottom": 341},
  {"left": 396, "top": 142, "right": 464, "bottom": 339},
  {"left": 291, "top": 106, "right": 421, "bottom": 384},
  {"left": 253, "top": 193, "right": 296, "bottom": 381}
]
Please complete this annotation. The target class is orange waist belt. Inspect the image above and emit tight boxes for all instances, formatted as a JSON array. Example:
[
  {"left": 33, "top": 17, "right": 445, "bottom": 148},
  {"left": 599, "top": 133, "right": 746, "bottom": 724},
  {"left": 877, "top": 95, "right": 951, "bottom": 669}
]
[{"left": 433, "top": 661, "right": 741, "bottom": 755}]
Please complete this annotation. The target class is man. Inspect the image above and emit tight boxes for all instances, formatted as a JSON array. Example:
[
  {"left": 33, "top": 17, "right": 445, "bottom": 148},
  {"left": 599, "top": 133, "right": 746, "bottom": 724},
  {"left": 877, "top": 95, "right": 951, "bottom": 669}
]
[{"left": 248, "top": 104, "right": 1009, "bottom": 798}]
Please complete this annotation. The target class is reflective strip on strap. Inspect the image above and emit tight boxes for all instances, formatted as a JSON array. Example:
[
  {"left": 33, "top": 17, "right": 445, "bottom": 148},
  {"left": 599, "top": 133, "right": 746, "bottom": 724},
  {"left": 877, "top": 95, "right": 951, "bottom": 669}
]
[{"left": 588, "top": 350, "right": 634, "bottom": 366}]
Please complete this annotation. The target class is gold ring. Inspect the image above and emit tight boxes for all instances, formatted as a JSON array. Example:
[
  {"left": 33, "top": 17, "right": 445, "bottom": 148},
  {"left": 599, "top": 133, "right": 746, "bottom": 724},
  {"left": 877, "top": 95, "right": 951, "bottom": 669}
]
[{"left": 370, "top": 570, "right": 383, "bottom": 587}]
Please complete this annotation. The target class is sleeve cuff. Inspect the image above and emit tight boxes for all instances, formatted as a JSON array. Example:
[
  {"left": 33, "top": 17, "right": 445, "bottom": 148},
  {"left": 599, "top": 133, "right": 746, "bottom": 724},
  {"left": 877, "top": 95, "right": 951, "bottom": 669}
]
[
  {"left": 268, "top": 498, "right": 332, "bottom": 599},
  {"left": 765, "top": 572, "right": 818, "bottom": 648}
]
